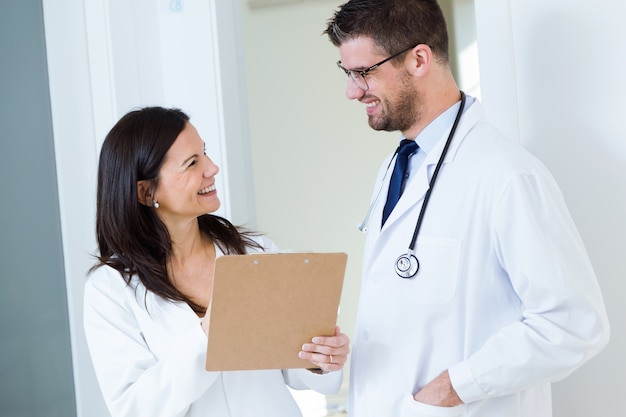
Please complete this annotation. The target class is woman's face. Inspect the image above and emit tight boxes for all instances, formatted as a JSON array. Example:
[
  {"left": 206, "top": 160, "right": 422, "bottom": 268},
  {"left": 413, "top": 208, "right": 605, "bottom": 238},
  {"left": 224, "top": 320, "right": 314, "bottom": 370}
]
[{"left": 153, "top": 122, "right": 220, "bottom": 222}]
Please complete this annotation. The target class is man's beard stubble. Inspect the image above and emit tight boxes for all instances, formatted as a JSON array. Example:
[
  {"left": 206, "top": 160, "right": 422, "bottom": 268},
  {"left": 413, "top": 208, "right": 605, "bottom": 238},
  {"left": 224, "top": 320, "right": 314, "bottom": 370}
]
[{"left": 367, "top": 75, "right": 421, "bottom": 133}]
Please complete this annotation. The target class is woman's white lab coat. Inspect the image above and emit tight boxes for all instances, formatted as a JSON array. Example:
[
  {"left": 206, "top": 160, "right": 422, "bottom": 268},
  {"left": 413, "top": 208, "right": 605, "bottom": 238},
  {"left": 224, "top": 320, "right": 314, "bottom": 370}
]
[
  {"left": 348, "top": 100, "right": 610, "bottom": 417},
  {"left": 84, "top": 235, "right": 341, "bottom": 417}
]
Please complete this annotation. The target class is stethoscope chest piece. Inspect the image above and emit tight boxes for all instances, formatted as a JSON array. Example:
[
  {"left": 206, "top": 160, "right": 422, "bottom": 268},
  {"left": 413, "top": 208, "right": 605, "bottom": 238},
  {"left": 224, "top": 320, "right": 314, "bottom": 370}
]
[{"left": 395, "top": 252, "right": 419, "bottom": 279}]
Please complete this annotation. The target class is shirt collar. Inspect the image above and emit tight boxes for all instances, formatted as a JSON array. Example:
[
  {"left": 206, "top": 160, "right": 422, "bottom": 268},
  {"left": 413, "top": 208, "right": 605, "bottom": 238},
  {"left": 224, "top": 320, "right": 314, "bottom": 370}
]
[{"left": 404, "top": 95, "right": 475, "bottom": 154}]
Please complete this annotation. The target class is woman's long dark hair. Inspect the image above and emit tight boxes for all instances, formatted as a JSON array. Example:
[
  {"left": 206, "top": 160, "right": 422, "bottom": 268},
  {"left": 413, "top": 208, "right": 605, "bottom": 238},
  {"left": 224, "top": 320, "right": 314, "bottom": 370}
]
[{"left": 91, "top": 106, "right": 262, "bottom": 315}]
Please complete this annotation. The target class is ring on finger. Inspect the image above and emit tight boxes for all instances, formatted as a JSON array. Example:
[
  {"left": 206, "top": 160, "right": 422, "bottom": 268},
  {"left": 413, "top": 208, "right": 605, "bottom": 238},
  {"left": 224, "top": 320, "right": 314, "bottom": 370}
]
[{"left": 329, "top": 355, "right": 334, "bottom": 364}]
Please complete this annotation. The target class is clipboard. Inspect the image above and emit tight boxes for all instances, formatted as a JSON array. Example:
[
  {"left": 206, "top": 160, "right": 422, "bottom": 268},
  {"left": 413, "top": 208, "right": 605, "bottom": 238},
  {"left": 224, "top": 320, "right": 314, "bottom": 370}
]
[{"left": 205, "top": 252, "right": 347, "bottom": 371}]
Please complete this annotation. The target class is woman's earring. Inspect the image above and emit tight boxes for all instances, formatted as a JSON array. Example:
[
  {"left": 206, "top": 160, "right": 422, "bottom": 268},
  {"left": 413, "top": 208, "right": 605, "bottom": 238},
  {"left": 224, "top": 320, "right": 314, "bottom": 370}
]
[{"left": 152, "top": 199, "right": 159, "bottom": 209}]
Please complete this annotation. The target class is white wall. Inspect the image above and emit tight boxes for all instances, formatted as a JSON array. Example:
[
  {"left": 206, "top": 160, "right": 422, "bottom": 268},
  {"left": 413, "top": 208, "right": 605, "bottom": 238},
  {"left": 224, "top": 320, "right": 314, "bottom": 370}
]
[
  {"left": 42, "top": 1, "right": 103, "bottom": 414},
  {"left": 475, "top": 1, "right": 625, "bottom": 416}
]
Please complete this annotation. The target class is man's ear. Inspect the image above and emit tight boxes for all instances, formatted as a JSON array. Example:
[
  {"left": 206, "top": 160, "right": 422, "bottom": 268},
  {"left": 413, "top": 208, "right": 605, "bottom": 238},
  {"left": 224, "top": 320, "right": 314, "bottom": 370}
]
[
  {"left": 405, "top": 43, "right": 432, "bottom": 77},
  {"left": 137, "top": 180, "right": 152, "bottom": 206}
]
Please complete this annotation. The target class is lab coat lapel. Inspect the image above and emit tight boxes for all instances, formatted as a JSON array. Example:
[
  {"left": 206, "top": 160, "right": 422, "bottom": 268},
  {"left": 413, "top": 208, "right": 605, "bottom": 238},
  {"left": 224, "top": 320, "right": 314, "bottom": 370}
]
[
  {"left": 363, "top": 147, "right": 435, "bottom": 273},
  {"left": 364, "top": 143, "right": 435, "bottom": 266}
]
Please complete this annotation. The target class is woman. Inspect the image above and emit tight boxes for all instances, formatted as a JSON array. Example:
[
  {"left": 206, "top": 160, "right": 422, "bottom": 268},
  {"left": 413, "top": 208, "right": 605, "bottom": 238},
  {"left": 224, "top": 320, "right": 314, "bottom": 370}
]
[{"left": 84, "top": 106, "right": 349, "bottom": 417}]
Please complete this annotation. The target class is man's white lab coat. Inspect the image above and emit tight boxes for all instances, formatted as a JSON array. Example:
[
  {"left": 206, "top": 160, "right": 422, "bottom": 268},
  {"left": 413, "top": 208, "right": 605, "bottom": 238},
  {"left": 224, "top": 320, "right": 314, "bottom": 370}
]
[{"left": 348, "top": 99, "right": 609, "bottom": 417}]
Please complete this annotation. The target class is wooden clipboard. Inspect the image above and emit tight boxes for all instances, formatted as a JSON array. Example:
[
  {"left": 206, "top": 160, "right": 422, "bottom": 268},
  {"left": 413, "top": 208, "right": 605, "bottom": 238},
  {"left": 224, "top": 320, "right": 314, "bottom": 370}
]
[{"left": 205, "top": 252, "right": 347, "bottom": 371}]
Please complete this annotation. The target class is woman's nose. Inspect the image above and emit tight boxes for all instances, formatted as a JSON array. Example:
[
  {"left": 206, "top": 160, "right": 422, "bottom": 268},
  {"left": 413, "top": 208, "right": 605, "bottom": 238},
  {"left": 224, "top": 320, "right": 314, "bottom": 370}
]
[{"left": 203, "top": 156, "right": 219, "bottom": 177}]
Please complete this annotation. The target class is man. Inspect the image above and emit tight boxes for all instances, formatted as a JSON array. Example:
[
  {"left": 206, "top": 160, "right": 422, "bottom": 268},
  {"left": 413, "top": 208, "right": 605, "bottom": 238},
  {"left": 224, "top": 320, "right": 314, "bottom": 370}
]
[{"left": 324, "top": 1, "right": 610, "bottom": 416}]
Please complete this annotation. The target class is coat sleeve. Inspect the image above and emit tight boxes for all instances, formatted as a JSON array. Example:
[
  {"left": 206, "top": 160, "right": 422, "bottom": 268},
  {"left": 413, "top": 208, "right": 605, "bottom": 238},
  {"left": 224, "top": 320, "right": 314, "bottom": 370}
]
[
  {"left": 283, "top": 368, "right": 343, "bottom": 395},
  {"left": 83, "top": 269, "right": 219, "bottom": 417},
  {"left": 448, "top": 168, "right": 610, "bottom": 403}
]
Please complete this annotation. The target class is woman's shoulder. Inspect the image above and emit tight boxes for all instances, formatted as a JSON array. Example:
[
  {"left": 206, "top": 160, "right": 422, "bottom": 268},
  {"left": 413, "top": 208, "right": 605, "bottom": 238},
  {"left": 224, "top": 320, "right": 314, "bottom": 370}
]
[{"left": 86, "top": 264, "right": 139, "bottom": 295}]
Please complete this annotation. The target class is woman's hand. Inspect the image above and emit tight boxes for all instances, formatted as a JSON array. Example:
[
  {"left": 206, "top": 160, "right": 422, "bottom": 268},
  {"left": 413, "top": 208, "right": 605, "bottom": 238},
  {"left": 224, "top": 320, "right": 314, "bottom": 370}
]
[{"left": 299, "top": 326, "right": 350, "bottom": 373}]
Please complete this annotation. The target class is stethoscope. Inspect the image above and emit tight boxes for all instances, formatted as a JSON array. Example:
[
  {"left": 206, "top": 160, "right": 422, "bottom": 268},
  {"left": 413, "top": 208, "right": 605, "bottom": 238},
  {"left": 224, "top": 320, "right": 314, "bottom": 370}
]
[{"left": 357, "top": 91, "right": 466, "bottom": 279}]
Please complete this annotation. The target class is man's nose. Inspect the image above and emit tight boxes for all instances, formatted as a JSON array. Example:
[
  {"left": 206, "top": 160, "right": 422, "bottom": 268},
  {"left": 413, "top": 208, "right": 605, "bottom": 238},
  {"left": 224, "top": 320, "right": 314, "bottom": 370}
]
[{"left": 345, "top": 77, "right": 366, "bottom": 100}]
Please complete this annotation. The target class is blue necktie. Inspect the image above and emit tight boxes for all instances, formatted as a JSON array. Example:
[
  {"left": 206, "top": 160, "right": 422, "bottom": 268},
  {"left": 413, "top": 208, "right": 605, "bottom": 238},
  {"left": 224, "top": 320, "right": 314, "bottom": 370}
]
[{"left": 382, "top": 139, "right": 419, "bottom": 226}]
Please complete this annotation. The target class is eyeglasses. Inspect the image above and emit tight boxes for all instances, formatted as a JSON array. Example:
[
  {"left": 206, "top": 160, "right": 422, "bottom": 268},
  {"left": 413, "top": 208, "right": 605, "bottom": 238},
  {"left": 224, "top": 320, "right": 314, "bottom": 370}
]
[{"left": 336, "top": 45, "right": 415, "bottom": 91}]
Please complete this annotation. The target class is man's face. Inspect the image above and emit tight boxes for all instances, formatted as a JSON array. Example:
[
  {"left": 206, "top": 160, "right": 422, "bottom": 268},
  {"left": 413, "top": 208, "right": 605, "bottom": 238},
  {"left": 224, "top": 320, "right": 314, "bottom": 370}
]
[{"left": 338, "top": 37, "right": 422, "bottom": 134}]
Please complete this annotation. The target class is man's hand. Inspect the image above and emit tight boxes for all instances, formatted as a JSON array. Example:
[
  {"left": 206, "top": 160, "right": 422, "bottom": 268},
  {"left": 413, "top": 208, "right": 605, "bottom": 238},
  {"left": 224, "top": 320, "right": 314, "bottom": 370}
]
[{"left": 413, "top": 370, "right": 463, "bottom": 407}]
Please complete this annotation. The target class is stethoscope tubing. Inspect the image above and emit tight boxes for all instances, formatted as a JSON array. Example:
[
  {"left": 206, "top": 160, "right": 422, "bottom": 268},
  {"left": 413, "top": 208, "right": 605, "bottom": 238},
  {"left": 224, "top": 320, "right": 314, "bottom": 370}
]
[
  {"left": 405, "top": 91, "right": 466, "bottom": 253},
  {"left": 394, "top": 91, "right": 466, "bottom": 278}
]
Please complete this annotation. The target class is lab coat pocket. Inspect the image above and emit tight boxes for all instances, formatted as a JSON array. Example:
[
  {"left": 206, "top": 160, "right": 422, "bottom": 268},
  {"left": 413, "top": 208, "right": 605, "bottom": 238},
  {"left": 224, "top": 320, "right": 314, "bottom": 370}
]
[
  {"left": 402, "top": 237, "right": 461, "bottom": 305},
  {"left": 400, "top": 394, "right": 465, "bottom": 417}
]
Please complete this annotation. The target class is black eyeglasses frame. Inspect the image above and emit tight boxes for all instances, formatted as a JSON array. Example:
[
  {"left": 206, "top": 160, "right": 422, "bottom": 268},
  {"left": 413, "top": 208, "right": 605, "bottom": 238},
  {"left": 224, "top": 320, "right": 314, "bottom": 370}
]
[{"left": 336, "top": 45, "right": 417, "bottom": 91}]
